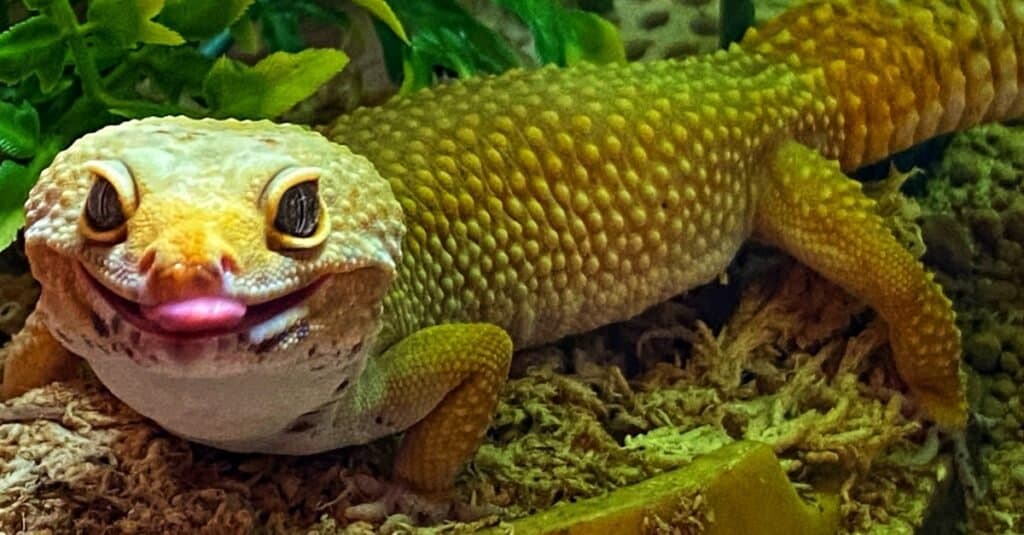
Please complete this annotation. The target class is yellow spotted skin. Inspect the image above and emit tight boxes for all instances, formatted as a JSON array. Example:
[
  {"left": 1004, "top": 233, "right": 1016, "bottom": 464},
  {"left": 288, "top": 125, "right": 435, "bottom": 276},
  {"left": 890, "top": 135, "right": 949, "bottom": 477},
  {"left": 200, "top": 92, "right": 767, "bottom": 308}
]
[
  {"left": 333, "top": 55, "right": 792, "bottom": 350},
  {"left": 756, "top": 140, "right": 965, "bottom": 429},
  {"left": 5, "top": 0, "right": 1023, "bottom": 494},
  {"left": 744, "top": 0, "right": 1024, "bottom": 171},
  {"left": 325, "top": 0, "right": 1024, "bottom": 442},
  {"left": 381, "top": 324, "right": 512, "bottom": 491}
]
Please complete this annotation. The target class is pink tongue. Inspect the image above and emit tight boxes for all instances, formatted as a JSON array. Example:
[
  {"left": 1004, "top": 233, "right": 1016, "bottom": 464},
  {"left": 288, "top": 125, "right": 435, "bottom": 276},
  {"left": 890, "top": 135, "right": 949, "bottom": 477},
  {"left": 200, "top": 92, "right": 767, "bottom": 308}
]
[{"left": 141, "top": 297, "right": 247, "bottom": 333}]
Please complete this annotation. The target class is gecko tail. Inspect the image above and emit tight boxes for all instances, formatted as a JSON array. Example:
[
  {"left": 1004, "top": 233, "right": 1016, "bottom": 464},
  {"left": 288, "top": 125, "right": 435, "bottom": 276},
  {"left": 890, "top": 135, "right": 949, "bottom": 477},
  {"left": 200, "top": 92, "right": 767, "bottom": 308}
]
[{"left": 743, "top": 0, "right": 1024, "bottom": 170}]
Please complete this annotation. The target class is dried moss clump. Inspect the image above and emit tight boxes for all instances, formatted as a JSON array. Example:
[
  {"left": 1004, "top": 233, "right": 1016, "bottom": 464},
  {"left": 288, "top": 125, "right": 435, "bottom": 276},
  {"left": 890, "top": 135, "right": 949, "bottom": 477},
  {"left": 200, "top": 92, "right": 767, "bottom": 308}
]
[{"left": 459, "top": 258, "right": 942, "bottom": 533}]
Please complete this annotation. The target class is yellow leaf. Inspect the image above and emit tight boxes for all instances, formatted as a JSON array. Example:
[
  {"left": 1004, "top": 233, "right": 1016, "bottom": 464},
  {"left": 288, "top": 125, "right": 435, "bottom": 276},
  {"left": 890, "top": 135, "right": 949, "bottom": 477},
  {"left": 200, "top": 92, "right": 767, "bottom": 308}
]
[{"left": 351, "top": 0, "right": 408, "bottom": 43}]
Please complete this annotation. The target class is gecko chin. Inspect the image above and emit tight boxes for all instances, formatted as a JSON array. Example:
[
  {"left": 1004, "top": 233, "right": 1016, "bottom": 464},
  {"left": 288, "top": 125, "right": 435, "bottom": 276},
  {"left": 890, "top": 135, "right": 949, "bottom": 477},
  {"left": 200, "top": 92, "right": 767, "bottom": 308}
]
[{"left": 77, "top": 262, "right": 329, "bottom": 341}]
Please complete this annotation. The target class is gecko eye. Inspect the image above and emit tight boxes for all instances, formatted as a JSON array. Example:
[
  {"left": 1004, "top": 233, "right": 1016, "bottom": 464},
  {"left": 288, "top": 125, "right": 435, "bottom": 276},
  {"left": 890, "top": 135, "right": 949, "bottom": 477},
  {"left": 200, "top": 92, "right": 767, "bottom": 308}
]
[
  {"left": 275, "top": 182, "right": 319, "bottom": 237},
  {"left": 86, "top": 178, "right": 124, "bottom": 231},
  {"left": 79, "top": 160, "right": 137, "bottom": 243},
  {"left": 264, "top": 166, "right": 330, "bottom": 250}
]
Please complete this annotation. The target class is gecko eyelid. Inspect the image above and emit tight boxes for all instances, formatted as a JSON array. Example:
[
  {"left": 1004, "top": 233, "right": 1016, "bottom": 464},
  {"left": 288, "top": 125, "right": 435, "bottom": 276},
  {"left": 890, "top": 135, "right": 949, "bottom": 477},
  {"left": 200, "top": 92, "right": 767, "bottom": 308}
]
[{"left": 80, "top": 160, "right": 137, "bottom": 242}]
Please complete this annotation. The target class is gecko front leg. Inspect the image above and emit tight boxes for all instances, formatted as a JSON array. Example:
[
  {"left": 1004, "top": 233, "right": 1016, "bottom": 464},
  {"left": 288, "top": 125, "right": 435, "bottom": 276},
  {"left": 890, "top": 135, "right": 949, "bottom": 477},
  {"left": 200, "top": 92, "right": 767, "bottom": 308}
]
[
  {"left": 1, "top": 309, "right": 80, "bottom": 399},
  {"left": 353, "top": 323, "right": 513, "bottom": 492},
  {"left": 754, "top": 140, "right": 966, "bottom": 429}
]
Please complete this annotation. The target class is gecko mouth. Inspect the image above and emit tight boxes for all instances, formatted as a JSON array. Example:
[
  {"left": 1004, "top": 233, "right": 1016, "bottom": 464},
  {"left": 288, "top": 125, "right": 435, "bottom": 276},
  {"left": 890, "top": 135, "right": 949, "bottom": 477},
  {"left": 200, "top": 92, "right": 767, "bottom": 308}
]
[{"left": 79, "top": 264, "right": 327, "bottom": 340}]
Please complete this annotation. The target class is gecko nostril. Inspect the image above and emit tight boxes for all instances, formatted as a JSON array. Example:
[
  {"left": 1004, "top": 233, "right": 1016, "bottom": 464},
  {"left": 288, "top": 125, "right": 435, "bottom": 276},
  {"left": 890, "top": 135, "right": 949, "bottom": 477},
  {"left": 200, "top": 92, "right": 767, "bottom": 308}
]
[
  {"left": 221, "top": 255, "right": 239, "bottom": 274},
  {"left": 138, "top": 248, "right": 157, "bottom": 273}
]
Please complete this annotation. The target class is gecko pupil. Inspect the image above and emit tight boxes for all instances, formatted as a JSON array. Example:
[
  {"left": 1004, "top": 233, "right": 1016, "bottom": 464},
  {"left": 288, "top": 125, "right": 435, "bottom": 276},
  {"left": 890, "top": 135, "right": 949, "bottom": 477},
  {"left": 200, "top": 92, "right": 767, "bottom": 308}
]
[
  {"left": 275, "top": 181, "right": 319, "bottom": 237},
  {"left": 85, "top": 178, "right": 125, "bottom": 231}
]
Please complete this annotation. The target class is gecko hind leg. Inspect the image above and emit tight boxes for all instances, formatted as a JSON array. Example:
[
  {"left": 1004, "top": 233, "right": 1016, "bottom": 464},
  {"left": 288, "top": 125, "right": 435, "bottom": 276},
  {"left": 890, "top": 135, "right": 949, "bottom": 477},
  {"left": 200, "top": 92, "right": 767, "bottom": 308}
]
[
  {"left": 1, "top": 309, "right": 80, "bottom": 400},
  {"left": 357, "top": 322, "right": 513, "bottom": 493},
  {"left": 753, "top": 139, "right": 966, "bottom": 429}
]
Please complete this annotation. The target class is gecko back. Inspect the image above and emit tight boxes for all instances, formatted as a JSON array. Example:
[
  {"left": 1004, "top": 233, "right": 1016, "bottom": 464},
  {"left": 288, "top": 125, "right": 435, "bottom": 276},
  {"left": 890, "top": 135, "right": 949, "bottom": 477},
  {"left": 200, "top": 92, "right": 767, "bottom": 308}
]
[
  {"left": 744, "top": 0, "right": 1024, "bottom": 169},
  {"left": 328, "top": 50, "right": 825, "bottom": 348}
]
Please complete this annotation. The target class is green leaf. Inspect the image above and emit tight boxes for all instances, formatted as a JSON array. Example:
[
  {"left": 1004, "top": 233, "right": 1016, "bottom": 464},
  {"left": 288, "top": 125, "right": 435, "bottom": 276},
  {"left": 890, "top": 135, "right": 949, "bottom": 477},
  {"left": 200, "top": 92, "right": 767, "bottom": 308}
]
[
  {"left": 246, "top": 0, "right": 350, "bottom": 54},
  {"left": 0, "top": 101, "right": 40, "bottom": 159},
  {"left": 87, "top": 0, "right": 185, "bottom": 46},
  {"left": 229, "top": 16, "right": 261, "bottom": 55},
  {"left": 158, "top": 0, "right": 254, "bottom": 41},
  {"left": 0, "top": 160, "right": 33, "bottom": 251},
  {"left": 386, "top": 0, "right": 520, "bottom": 93},
  {"left": 0, "top": 16, "right": 67, "bottom": 91},
  {"left": 22, "top": 0, "right": 56, "bottom": 10},
  {"left": 0, "top": 135, "right": 61, "bottom": 251},
  {"left": 52, "top": 98, "right": 119, "bottom": 145},
  {"left": 495, "top": 0, "right": 624, "bottom": 66},
  {"left": 351, "top": 0, "right": 407, "bottom": 43},
  {"left": 259, "top": 7, "right": 305, "bottom": 53},
  {"left": 203, "top": 48, "right": 348, "bottom": 119},
  {"left": 137, "top": 46, "right": 215, "bottom": 100},
  {"left": 562, "top": 9, "right": 624, "bottom": 64}
]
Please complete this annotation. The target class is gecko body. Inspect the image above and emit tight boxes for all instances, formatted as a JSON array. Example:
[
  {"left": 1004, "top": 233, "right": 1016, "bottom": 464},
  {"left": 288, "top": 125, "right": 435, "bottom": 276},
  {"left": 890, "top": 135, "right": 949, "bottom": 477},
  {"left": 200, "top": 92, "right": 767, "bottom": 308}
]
[{"left": 3, "top": 0, "right": 1021, "bottom": 491}]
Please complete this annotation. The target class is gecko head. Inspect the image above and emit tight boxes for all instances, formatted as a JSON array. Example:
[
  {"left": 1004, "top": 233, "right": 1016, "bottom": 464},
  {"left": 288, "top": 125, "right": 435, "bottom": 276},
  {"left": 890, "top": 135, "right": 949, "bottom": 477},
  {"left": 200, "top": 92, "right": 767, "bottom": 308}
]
[{"left": 22, "top": 116, "right": 405, "bottom": 446}]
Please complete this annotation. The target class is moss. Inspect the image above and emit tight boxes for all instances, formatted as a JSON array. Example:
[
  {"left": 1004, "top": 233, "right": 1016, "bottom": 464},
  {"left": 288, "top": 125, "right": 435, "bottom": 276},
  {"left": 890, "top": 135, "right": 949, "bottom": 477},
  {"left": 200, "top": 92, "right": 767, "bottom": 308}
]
[
  {"left": 965, "top": 332, "right": 1003, "bottom": 373},
  {"left": 918, "top": 123, "right": 1024, "bottom": 533}
]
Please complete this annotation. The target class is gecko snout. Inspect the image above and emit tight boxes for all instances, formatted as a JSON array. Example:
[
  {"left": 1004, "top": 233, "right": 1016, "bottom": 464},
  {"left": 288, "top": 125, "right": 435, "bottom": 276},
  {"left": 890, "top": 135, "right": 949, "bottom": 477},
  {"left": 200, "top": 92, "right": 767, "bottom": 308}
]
[
  {"left": 134, "top": 247, "right": 250, "bottom": 333},
  {"left": 137, "top": 244, "right": 238, "bottom": 304}
]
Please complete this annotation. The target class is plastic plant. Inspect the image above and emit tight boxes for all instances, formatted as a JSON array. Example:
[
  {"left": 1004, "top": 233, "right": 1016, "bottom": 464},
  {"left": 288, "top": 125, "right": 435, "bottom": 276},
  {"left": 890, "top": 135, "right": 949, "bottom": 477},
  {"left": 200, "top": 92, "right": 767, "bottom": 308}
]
[{"left": 0, "top": 0, "right": 623, "bottom": 251}]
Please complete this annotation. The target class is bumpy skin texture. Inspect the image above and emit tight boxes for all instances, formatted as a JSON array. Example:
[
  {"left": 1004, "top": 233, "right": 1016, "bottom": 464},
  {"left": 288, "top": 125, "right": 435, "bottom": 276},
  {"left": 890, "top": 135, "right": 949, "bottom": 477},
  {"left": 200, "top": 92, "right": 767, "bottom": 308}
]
[
  {"left": 3, "top": 0, "right": 1022, "bottom": 491},
  {"left": 12, "top": 120, "right": 407, "bottom": 444}
]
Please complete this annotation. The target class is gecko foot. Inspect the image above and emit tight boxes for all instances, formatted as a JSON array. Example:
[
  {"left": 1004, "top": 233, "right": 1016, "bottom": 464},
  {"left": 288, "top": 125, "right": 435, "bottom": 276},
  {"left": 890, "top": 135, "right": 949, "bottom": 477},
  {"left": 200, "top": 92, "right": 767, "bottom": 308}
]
[
  {"left": 343, "top": 477, "right": 454, "bottom": 525},
  {"left": 343, "top": 475, "right": 501, "bottom": 526}
]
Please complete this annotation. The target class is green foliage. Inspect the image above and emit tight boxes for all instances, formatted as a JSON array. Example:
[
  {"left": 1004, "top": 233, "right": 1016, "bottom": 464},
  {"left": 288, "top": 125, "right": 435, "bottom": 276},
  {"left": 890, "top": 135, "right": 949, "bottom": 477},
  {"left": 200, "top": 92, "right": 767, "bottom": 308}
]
[
  {"left": 0, "top": 0, "right": 370, "bottom": 251},
  {"left": 351, "top": 0, "right": 406, "bottom": 43},
  {"left": 386, "top": 0, "right": 521, "bottom": 93},
  {"left": 0, "top": 161, "right": 33, "bottom": 252},
  {"left": 241, "top": 0, "right": 350, "bottom": 54},
  {"left": 203, "top": 49, "right": 348, "bottom": 118},
  {"left": 87, "top": 0, "right": 185, "bottom": 46},
  {"left": 0, "top": 101, "right": 40, "bottom": 159},
  {"left": 158, "top": 0, "right": 254, "bottom": 41},
  {"left": 382, "top": 0, "right": 624, "bottom": 94},
  {"left": 0, "top": 141, "right": 56, "bottom": 254},
  {"left": 0, "top": 16, "right": 67, "bottom": 91},
  {"left": 495, "top": 0, "right": 624, "bottom": 66}
]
